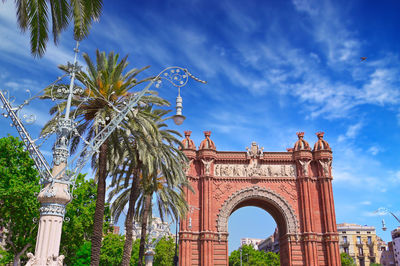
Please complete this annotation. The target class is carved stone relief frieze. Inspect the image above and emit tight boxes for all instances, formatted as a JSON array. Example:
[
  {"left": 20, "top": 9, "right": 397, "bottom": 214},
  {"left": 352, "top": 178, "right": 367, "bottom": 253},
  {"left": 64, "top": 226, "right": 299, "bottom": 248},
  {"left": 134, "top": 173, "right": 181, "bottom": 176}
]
[{"left": 214, "top": 163, "right": 296, "bottom": 178}]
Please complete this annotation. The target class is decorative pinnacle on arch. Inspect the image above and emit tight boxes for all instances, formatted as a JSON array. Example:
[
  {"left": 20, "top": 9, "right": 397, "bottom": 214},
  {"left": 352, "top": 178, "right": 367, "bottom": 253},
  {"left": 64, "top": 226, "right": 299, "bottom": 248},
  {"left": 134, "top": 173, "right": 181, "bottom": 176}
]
[
  {"left": 297, "top": 132, "right": 305, "bottom": 139},
  {"left": 314, "top": 131, "right": 331, "bottom": 151},
  {"left": 199, "top": 131, "right": 216, "bottom": 150},
  {"left": 181, "top": 130, "right": 196, "bottom": 150},
  {"left": 294, "top": 132, "right": 310, "bottom": 151}
]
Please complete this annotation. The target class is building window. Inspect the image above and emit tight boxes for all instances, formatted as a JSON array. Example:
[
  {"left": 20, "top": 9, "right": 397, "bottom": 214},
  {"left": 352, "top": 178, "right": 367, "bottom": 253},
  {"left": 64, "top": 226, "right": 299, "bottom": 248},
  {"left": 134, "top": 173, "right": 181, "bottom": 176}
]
[
  {"left": 359, "top": 247, "right": 363, "bottom": 256},
  {"left": 367, "top": 231, "right": 371, "bottom": 234},
  {"left": 356, "top": 231, "right": 360, "bottom": 234},
  {"left": 357, "top": 236, "right": 361, "bottom": 244},
  {"left": 342, "top": 231, "right": 346, "bottom": 234},
  {"left": 344, "top": 247, "right": 349, "bottom": 254},
  {"left": 367, "top": 236, "right": 372, "bottom": 245},
  {"left": 343, "top": 236, "right": 348, "bottom": 243}
]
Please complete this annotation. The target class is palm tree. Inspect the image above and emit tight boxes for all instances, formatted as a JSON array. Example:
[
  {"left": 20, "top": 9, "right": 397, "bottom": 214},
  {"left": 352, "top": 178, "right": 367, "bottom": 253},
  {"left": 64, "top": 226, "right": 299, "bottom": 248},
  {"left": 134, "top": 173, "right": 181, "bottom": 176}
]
[
  {"left": 107, "top": 108, "right": 190, "bottom": 266},
  {"left": 108, "top": 130, "right": 157, "bottom": 266},
  {"left": 136, "top": 110, "right": 190, "bottom": 265},
  {"left": 7, "top": 0, "right": 103, "bottom": 57},
  {"left": 108, "top": 166, "right": 189, "bottom": 266},
  {"left": 41, "top": 50, "right": 164, "bottom": 265},
  {"left": 136, "top": 173, "right": 189, "bottom": 266}
]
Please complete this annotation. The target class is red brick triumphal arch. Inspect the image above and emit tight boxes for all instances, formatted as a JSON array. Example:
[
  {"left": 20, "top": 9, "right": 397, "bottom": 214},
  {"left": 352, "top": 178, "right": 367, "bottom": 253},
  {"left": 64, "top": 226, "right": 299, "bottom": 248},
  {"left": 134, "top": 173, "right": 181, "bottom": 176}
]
[{"left": 178, "top": 131, "right": 341, "bottom": 266}]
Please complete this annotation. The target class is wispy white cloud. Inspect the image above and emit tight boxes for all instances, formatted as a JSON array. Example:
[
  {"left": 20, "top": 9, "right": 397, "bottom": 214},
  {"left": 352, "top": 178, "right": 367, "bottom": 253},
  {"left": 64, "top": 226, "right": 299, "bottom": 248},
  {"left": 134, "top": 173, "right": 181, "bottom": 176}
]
[
  {"left": 363, "top": 211, "right": 381, "bottom": 217},
  {"left": 331, "top": 142, "right": 387, "bottom": 192},
  {"left": 337, "top": 122, "right": 363, "bottom": 142},
  {"left": 389, "top": 170, "right": 400, "bottom": 184},
  {"left": 3, "top": 79, "right": 42, "bottom": 92},
  {"left": 292, "top": 0, "right": 360, "bottom": 65},
  {"left": 367, "top": 146, "right": 381, "bottom": 156},
  {"left": 360, "top": 201, "right": 371, "bottom": 206}
]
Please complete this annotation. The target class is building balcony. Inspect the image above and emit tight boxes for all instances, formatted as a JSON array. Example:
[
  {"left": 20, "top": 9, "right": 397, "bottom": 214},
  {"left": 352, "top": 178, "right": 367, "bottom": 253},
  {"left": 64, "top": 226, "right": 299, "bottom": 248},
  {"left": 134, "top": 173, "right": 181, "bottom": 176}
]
[
  {"left": 356, "top": 242, "right": 363, "bottom": 247},
  {"left": 340, "top": 241, "right": 350, "bottom": 247},
  {"left": 368, "top": 253, "right": 375, "bottom": 258},
  {"left": 366, "top": 241, "right": 374, "bottom": 247}
]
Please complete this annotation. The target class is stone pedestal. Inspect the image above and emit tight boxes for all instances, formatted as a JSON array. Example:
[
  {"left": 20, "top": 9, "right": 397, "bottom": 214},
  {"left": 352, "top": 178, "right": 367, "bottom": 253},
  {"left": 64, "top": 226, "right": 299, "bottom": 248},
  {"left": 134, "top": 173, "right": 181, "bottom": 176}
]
[
  {"left": 145, "top": 249, "right": 155, "bottom": 266},
  {"left": 26, "top": 164, "right": 71, "bottom": 265}
]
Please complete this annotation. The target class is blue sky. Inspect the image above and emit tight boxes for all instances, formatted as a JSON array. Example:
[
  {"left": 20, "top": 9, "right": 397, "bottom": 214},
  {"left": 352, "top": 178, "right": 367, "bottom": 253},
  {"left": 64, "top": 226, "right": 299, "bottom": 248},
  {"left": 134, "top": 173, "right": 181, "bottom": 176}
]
[{"left": 1, "top": 0, "right": 400, "bottom": 254}]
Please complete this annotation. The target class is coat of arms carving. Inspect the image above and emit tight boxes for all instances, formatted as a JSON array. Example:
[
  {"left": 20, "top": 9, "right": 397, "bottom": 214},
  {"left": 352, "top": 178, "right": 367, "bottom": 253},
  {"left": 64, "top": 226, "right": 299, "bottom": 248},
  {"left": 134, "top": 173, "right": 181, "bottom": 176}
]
[{"left": 246, "top": 141, "right": 264, "bottom": 159}]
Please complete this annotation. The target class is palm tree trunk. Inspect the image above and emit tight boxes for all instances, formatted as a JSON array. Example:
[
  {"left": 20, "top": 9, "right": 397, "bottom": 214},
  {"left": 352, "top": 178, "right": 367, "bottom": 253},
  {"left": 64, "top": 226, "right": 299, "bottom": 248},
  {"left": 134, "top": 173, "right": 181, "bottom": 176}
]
[
  {"left": 121, "top": 167, "right": 141, "bottom": 266},
  {"left": 138, "top": 193, "right": 152, "bottom": 266},
  {"left": 90, "top": 140, "right": 108, "bottom": 266}
]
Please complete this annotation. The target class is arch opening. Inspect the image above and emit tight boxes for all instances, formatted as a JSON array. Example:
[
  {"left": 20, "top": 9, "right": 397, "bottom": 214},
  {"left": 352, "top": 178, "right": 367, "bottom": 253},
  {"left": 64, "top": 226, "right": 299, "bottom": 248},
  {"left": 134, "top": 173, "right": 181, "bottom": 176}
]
[
  {"left": 230, "top": 197, "right": 288, "bottom": 239},
  {"left": 228, "top": 205, "right": 278, "bottom": 255},
  {"left": 217, "top": 186, "right": 299, "bottom": 238}
]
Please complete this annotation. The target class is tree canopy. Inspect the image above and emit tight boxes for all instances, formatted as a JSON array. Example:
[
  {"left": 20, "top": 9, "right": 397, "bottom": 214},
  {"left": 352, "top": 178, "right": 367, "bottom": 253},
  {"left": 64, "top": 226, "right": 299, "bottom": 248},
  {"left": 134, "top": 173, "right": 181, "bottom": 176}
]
[
  {"left": 229, "top": 244, "right": 280, "bottom": 266},
  {"left": 6, "top": 0, "right": 103, "bottom": 57},
  {"left": 71, "top": 235, "right": 177, "bottom": 266},
  {"left": 60, "top": 174, "right": 112, "bottom": 265},
  {"left": 340, "top": 252, "right": 356, "bottom": 266},
  {"left": 0, "top": 136, "right": 113, "bottom": 265},
  {"left": 0, "top": 135, "right": 40, "bottom": 265}
]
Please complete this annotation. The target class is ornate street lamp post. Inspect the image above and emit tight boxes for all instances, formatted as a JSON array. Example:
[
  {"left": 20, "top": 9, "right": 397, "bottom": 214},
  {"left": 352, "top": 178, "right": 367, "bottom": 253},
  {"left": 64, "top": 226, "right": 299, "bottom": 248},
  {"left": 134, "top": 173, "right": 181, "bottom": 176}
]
[
  {"left": 142, "top": 217, "right": 174, "bottom": 266},
  {"left": 376, "top": 207, "right": 400, "bottom": 231},
  {"left": 174, "top": 218, "right": 179, "bottom": 266},
  {"left": 240, "top": 246, "right": 242, "bottom": 266},
  {"left": 0, "top": 42, "right": 206, "bottom": 265}
]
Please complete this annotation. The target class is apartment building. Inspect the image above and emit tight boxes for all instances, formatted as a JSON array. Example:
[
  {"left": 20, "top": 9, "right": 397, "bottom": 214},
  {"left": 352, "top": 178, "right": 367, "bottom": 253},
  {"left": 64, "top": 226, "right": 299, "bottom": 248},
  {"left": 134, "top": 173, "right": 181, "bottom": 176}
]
[{"left": 337, "top": 223, "right": 379, "bottom": 266}]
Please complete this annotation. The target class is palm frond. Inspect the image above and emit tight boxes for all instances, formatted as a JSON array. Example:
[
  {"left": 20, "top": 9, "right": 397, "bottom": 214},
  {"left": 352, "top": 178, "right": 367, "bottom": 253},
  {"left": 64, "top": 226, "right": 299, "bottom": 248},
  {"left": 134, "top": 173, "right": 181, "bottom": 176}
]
[{"left": 28, "top": 0, "right": 49, "bottom": 57}]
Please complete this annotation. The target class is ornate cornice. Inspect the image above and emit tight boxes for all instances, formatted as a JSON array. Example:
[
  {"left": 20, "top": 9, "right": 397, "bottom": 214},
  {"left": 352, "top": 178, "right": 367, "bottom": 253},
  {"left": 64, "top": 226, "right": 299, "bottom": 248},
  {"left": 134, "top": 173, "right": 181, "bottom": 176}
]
[{"left": 39, "top": 203, "right": 66, "bottom": 218}]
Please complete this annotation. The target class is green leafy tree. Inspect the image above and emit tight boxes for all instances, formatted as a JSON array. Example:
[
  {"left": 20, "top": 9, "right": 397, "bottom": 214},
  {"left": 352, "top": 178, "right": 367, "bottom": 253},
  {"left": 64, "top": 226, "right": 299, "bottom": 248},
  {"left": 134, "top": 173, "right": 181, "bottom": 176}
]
[
  {"left": 0, "top": 135, "right": 40, "bottom": 266},
  {"left": 229, "top": 244, "right": 280, "bottom": 266},
  {"left": 99, "top": 233, "right": 125, "bottom": 265},
  {"left": 340, "top": 252, "right": 356, "bottom": 266},
  {"left": 41, "top": 50, "right": 159, "bottom": 265},
  {"left": 154, "top": 237, "right": 176, "bottom": 266},
  {"left": 72, "top": 237, "right": 141, "bottom": 265},
  {"left": 73, "top": 241, "right": 91, "bottom": 266},
  {"left": 5, "top": 0, "right": 103, "bottom": 57},
  {"left": 60, "top": 174, "right": 112, "bottom": 265}
]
